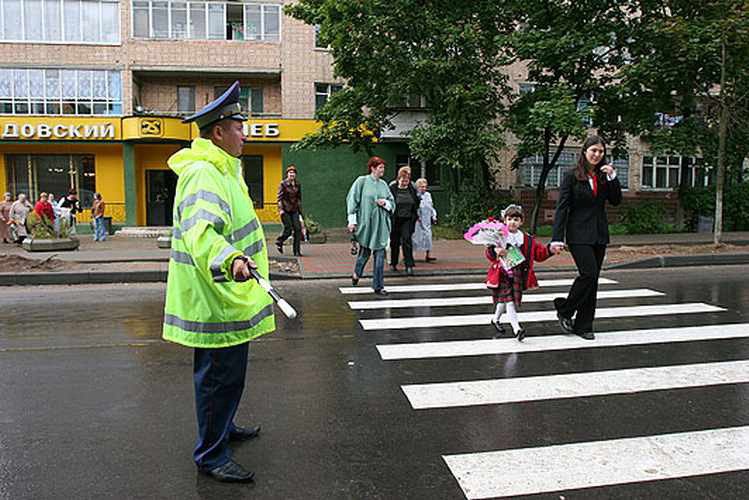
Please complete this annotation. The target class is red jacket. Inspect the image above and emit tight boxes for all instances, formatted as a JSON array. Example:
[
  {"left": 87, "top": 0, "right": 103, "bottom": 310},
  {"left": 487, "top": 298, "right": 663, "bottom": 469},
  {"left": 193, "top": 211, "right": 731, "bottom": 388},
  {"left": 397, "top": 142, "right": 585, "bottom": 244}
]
[
  {"left": 34, "top": 201, "right": 55, "bottom": 222},
  {"left": 485, "top": 233, "right": 551, "bottom": 290}
]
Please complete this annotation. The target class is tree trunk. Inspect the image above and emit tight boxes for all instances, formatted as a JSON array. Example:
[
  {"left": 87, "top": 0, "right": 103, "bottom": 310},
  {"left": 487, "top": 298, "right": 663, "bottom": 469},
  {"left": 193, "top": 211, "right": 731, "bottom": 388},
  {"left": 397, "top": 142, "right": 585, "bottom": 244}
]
[
  {"left": 530, "top": 131, "right": 568, "bottom": 234},
  {"left": 714, "top": 38, "right": 728, "bottom": 246}
]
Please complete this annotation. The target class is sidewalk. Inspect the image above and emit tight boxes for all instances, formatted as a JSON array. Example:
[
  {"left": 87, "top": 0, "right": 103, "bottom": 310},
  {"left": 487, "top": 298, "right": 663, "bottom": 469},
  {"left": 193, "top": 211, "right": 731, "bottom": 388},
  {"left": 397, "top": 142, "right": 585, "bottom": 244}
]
[{"left": 1, "top": 231, "right": 748, "bottom": 285}]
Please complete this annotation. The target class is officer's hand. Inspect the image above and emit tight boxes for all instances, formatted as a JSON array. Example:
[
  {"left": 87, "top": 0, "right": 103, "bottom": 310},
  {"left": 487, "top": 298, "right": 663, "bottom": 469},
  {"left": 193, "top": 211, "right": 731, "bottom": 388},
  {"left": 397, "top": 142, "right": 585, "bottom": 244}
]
[{"left": 232, "top": 256, "right": 257, "bottom": 282}]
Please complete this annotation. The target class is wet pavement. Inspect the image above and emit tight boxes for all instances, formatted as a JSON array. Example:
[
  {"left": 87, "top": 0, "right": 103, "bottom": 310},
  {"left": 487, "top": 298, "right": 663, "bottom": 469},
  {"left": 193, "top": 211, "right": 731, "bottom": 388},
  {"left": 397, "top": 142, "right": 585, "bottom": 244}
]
[{"left": 0, "top": 266, "right": 748, "bottom": 499}]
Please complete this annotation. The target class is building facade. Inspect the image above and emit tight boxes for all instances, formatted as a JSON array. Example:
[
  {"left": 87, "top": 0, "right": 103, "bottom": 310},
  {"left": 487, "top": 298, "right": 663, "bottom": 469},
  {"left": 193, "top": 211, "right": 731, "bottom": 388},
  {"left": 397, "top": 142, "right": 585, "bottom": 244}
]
[
  {"left": 0, "top": 0, "right": 426, "bottom": 229},
  {"left": 0, "top": 1, "right": 715, "bottom": 230}
]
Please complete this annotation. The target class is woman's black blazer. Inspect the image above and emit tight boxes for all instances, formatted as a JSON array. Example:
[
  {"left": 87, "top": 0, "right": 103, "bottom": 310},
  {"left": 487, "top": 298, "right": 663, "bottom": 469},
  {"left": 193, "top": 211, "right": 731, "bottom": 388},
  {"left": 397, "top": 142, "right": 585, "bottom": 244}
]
[{"left": 551, "top": 169, "right": 622, "bottom": 245}]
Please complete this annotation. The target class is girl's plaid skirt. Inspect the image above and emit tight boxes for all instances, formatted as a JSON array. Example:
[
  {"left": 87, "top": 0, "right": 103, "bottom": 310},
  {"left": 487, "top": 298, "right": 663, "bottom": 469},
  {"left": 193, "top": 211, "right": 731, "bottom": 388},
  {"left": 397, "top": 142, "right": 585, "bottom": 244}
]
[{"left": 491, "top": 271, "right": 523, "bottom": 306}]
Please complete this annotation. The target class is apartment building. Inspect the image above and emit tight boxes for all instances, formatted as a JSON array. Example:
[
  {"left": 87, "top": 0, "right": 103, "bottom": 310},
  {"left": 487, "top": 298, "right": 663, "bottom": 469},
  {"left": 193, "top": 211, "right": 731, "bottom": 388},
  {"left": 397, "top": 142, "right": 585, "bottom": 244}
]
[
  {"left": 0, "top": 0, "right": 419, "bottom": 229},
  {"left": 0, "top": 1, "right": 714, "bottom": 229}
]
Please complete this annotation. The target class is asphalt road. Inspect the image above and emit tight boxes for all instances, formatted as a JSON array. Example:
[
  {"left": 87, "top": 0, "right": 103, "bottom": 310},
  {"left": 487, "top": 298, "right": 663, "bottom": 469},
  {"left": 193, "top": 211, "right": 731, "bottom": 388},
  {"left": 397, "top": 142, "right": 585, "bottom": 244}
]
[{"left": 1, "top": 266, "right": 748, "bottom": 500}]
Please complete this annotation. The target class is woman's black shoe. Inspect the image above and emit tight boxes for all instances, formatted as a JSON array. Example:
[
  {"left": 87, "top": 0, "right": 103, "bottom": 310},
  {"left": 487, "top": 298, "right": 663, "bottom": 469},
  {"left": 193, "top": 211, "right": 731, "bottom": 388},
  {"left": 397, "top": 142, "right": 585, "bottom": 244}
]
[
  {"left": 351, "top": 275, "right": 359, "bottom": 286},
  {"left": 275, "top": 241, "right": 283, "bottom": 254},
  {"left": 406, "top": 267, "right": 414, "bottom": 276},
  {"left": 374, "top": 288, "right": 388, "bottom": 296},
  {"left": 575, "top": 330, "right": 595, "bottom": 340},
  {"left": 516, "top": 328, "right": 526, "bottom": 342}
]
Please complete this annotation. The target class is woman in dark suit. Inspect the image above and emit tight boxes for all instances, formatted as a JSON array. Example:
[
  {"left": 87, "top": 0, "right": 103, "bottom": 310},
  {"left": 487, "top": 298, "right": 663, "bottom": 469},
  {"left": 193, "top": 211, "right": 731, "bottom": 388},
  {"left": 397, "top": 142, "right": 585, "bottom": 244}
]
[{"left": 550, "top": 135, "right": 622, "bottom": 340}]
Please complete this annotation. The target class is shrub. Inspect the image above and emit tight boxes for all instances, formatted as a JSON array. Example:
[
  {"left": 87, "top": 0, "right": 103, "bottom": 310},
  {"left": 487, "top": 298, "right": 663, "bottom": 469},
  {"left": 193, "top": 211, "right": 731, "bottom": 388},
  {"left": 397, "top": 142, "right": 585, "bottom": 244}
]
[
  {"left": 680, "top": 182, "right": 749, "bottom": 231},
  {"left": 621, "top": 202, "right": 671, "bottom": 234},
  {"left": 444, "top": 181, "right": 514, "bottom": 230}
]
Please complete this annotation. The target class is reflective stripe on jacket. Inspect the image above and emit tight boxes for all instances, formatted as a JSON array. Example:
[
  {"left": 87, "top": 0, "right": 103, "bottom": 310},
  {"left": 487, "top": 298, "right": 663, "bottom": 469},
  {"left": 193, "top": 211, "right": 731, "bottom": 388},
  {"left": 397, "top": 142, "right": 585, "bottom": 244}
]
[{"left": 162, "top": 138, "right": 275, "bottom": 348}]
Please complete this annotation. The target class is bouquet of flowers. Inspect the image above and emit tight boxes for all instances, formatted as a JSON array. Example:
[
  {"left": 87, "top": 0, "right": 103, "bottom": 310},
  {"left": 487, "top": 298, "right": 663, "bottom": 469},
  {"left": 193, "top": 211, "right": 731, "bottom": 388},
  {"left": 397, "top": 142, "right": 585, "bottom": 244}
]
[
  {"left": 463, "top": 217, "right": 509, "bottom": 247},
  {"left": 464, "top": 217, "right": 525, "bottom": 270}
]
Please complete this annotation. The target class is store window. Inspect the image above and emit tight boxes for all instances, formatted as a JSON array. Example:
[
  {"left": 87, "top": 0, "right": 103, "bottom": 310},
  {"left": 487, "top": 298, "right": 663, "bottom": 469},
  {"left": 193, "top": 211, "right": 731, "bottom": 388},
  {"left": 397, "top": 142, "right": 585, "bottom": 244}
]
[
  {"left": 521, "top": 149, "right": 629, "bottom": 189},
  {"left": 641, "top": 155, "right": 711, "bottom": 190},
  {"left": 0, "top": 0, "right": 120, "bottom": 43},
  {"left": 4, "top": 154, "right": 96, "bottom": 207},
  {"left": 315, "top": 83, "right": 343, "bottom": 111},
  {"left": 395, "top": 154, "right": 441, "bottom": 188},
  {"left": 242, "top": 156, "right": 263, "bottom": 208},
  {"left": 0, "top": 68, "right": 122, "bottom": 116},
  {"left": 177, "top": 86, "right": 196, "bottom": 114},
  {"left": 132, "top": 1, "right": 281, "bottom": 41}
]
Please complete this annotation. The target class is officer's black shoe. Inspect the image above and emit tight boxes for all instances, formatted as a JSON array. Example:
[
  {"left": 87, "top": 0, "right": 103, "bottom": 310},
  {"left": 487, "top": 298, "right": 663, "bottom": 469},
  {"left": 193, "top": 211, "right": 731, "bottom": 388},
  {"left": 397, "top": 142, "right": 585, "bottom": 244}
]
[
  {"left": 200, "top": 460, "right": 255, "bottom": 483},
  {"left": 229, "top": 424, "right": 261, "bottom": 442},
  {"left": 575, "top": 330, "right": 595, "bottom": 340}
]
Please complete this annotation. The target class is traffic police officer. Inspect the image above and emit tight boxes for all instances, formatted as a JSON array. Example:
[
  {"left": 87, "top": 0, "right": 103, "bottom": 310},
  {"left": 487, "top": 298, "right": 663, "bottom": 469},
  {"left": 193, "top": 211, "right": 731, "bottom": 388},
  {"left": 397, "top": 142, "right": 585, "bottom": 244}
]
[{"left": 162, "top": 81, "right": 275, "bottom": 482}]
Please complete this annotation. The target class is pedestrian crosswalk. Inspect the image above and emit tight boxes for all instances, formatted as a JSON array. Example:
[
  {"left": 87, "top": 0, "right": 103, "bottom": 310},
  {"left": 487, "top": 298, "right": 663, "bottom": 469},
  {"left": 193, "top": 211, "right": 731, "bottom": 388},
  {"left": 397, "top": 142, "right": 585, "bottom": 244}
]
[{"left": 340, "top": 276, "right": 747, "bottom": 498}]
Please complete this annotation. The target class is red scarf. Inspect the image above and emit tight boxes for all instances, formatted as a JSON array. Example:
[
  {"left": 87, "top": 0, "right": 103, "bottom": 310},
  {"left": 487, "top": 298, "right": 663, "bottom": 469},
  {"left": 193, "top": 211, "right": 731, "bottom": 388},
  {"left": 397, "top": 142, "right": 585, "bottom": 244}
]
[{"left": 589, "top": 173, "right": 598, "bottom": 197}]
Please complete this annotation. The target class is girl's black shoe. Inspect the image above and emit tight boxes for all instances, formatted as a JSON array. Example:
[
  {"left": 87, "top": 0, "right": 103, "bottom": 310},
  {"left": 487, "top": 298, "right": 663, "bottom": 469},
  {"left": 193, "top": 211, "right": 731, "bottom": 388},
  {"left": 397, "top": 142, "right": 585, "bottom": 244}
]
[
  {"left": 516, "top": 328, "right": 526, "bottom": 342},
  {"left": 490, "top": 319, "right": 505, "bottom": 334}
]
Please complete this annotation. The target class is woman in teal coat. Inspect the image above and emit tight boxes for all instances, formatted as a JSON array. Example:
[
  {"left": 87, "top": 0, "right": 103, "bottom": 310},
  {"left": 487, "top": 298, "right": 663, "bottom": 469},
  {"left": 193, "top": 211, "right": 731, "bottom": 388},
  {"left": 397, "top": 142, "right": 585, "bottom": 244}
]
[{"left": 347, "top": 156, "right": 395, "bottom": 295}]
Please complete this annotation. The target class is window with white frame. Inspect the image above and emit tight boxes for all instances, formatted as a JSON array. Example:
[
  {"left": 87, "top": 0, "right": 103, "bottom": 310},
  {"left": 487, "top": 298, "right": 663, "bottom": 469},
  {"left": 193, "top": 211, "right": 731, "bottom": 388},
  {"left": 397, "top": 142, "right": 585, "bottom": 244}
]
[
  {"left": 0, "top": 68, "right": 122, "bottom": 115},
  {"left": 315, "top": 82, "right": 342, "bottom": 110},
  {"left": 520, "top": 149, "right": 629, "bottom": 189},
  {"left": 0, "top": 0, "right": 120, "bottom": 43},
  {"left": 213, "top": 85, "right": 263, "bottom": 114},
  {"left": 131, "top": 1, "right": 281, "bottom": 41},
  {"left": 641, "top": 154, "right": 711, "bottom": 190}
]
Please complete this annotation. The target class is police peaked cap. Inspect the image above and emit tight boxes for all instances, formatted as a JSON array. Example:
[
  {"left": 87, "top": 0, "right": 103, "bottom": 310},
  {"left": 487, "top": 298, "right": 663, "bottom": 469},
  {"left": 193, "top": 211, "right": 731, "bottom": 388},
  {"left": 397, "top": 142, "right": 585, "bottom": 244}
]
[{"left": 183, "top": 81, "right": 247, "bottom": 130}]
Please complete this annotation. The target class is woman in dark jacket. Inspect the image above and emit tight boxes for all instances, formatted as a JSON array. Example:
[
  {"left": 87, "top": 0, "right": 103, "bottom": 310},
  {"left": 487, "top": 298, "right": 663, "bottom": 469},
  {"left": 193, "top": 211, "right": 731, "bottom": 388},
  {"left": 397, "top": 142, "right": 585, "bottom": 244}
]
[
  {"left": 275, "top": 165, "right": 303, "bottom": 256},
  {"left": 389, "top": 166, "right": 419, "bottom": 275},
  {"left": 550, "top": 135, "right": 622, "bottom": 340}
]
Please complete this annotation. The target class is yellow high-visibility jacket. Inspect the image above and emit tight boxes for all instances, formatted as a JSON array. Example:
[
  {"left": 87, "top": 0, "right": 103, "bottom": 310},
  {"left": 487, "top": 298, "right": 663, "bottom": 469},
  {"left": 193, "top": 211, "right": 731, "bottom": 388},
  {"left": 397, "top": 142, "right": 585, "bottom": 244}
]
[{"left": 162, "top": 138, "right": 275, "bottom": 348}]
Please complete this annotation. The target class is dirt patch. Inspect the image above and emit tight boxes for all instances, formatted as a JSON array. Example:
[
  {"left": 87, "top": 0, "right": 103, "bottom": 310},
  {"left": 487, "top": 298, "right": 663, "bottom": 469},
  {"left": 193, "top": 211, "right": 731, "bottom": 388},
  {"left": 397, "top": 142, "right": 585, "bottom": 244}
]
[
  {"left": 269, "top": 258, "right": 300, "bottom": 274},
  {"left": 0, "top": 254, "right": 76, "bottom": 273},
  {"left": 611, "top": 243, "right": 744, "bottom": 256}
]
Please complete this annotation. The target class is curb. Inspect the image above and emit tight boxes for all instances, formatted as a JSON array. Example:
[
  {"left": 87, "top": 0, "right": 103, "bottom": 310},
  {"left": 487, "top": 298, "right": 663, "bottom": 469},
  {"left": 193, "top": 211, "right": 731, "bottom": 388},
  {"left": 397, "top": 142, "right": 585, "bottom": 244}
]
[
  {"left": 2, "top": 253, "right": 749, "bottom": 286},
  {"left": 0, "top": 270, "right": 300, "bottom": 286},
  {"left": 606, "top": 253, "right": 749, "bottom": 270}
]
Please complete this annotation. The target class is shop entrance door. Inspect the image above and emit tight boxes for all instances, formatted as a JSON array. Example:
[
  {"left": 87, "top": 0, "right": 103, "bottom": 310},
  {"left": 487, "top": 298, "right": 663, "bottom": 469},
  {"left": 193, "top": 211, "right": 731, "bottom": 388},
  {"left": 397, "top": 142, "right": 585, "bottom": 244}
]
[{"left": 146, "top": 170, "right": 178, "bottom": 226}]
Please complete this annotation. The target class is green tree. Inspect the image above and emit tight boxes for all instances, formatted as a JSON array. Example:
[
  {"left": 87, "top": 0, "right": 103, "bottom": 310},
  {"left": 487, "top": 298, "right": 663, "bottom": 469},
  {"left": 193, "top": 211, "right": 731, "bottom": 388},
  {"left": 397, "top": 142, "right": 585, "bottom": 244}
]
[
  {"left": 501, "top": 0, "right": 638, "bottom": 233},
  {"left": 285, "top": 0, "right": 515, "bottom": 185},
  {"left": 607, "top": 0, "right": 749, "bottom": 242}
]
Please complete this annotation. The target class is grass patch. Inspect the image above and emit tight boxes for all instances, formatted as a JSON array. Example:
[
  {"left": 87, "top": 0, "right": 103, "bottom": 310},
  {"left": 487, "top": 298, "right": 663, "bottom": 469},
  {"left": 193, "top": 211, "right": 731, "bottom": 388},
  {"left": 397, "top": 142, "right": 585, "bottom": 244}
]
[{"left": 432, "top": 224, "right": 464, "bottom": 240}]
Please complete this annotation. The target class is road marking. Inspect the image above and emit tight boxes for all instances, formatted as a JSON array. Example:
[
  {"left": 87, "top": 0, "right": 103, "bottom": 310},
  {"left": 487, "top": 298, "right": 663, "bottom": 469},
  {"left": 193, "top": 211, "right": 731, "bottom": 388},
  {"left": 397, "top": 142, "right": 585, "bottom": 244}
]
[
  {"left": 360, "top": 302, "right": 724, "bottom": 331},
  {"left": 443, "top": 426, "right": 749, "bottom": 499},
  {"left": 350, "top": 288, "right": 663, "bottom": 310},
  {"left": 338, "top": 278, "right": 618, "bottom": 295},
  {"left": 402, "top": 359, "right": 749, "bottom": 409},
  {"left": 377, "top": 323, "right": 749, "bottom": 360}
]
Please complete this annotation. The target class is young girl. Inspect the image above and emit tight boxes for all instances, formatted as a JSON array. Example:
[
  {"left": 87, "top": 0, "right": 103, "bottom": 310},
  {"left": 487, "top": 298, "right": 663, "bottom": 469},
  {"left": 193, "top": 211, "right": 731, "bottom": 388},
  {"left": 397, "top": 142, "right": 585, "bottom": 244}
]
[{"left": 485, "top": 204, "right": 556, "bottom": 341}]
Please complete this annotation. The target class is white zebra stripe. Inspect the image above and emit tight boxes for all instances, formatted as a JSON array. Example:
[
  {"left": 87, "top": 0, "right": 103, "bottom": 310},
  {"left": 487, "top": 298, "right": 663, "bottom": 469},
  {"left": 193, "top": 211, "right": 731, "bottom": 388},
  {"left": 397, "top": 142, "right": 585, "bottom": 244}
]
[
  {"left": 443, "top": 426, "right": 749, "bottom": 499},
  {"left": 350, "top": 288, "right": 663, "bottom": 310},
  {"left": 377, "top": 323, "right": 749, "bottom": 360},
  {"left": 360, "top": 303, "right": 725, "bottom": 331},
  {"left": 402, "top": 359, "right": 749, "bottom": 409},
  {"left": 338, "top": 278, "right": 618, "bottom": 295}
]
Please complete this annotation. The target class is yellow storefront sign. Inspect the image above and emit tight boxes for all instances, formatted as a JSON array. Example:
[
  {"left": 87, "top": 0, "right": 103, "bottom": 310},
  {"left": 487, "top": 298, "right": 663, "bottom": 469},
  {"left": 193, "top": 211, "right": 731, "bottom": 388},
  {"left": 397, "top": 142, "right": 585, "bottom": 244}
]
[{"left": 0, "top": 117, "right": 121, "bottom": 141}]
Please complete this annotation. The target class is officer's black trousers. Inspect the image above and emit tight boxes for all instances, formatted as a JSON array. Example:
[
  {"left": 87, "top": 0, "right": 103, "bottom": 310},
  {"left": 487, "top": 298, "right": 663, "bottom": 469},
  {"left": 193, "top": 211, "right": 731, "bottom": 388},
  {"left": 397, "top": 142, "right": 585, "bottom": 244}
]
[{"left": 193, "top": 342, "right": 249, "bottom": 469}]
